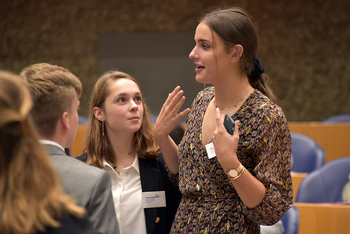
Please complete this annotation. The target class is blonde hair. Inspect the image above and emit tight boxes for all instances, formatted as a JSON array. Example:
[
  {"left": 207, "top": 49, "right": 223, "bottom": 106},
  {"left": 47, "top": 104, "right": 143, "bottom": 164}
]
[
  {"left": 0, "top": 71, "right": 85, "bottom": 234},
  {"left": 20, "top": 63, "right": 82, "bottom": 138},
  {"left": 84, "top": 70, "right": 159, "bottom": 168}
]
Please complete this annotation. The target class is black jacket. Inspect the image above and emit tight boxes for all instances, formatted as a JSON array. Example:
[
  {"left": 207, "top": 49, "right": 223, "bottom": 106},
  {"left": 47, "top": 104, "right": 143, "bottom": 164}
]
[
  {"left": 37, "top": 213, "right": 100, "bottom": 234},
  {"left": 76, "top": 153, "right": 182, "bottom": 234}
]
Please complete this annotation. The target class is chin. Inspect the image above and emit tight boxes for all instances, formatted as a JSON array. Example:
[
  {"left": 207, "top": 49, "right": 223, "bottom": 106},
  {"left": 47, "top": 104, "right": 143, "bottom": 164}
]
[
  {"left": 131, "top": 125, "right": 142, "bottom": 133},
  {"left": 195, "top": 75, "right": 204, "bottom": 83},
  {"left": 195, "top": 73, "right": 210, "bottom": 84},
  {"left": 195, "top": 77, "right": 211, "bottom": 85}
]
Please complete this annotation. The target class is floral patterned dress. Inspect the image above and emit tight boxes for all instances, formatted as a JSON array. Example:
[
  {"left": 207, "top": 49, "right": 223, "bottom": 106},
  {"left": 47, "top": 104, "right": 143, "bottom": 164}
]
[{"left": 168, "top": 87, "right": 293, "bottom": 234}]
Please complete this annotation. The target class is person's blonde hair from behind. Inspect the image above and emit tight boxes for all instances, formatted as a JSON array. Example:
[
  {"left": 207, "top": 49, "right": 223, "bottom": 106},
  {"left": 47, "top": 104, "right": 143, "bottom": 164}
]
[
  {"left": 20, "top": 63, "right": 82, "bottom": 138},
  {"left": 84, "top": 70, "right": 159, "bottom": 169},
  {"left": 0, "top": 71, "right": 85, "bottom": 234}
]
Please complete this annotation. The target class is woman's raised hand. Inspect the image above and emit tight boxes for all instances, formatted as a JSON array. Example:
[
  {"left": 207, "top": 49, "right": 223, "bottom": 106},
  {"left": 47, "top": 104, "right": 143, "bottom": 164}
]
[{"left": 154, "top": 86, "right": 190, "bottom": 142}]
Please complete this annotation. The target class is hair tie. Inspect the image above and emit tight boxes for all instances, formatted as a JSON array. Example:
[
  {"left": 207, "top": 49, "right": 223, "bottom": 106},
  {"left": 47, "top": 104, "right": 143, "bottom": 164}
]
[{"left": 248, "top": 58, "right": 265, "bottom": 79}]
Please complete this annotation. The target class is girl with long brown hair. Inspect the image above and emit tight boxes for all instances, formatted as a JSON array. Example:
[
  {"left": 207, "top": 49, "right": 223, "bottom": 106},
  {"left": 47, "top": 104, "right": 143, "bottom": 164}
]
[{"left": 78, "top": 70, "right": 181, "bottom": 234}]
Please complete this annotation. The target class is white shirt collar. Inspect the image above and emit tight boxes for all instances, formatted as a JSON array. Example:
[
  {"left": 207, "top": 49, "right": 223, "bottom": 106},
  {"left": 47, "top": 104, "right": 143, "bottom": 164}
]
[
  {"left": 103, "top": 156, "right": 140, "bottom": 174},
  {"left": 39, "top": 140, "right": 65, "bottom": 152}
]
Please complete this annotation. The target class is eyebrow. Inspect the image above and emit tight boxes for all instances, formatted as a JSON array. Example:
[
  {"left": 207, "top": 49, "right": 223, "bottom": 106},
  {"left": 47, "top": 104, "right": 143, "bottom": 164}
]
[
  {"left": 197, "top": 39, "right": 210, "bottom": 43},
  {"left": 119, "top": 91, "right": 141, "bottom": 96},
  {"left": 112, "top": 92, "right": 142, "bottom": 100},
  {"left": 194, "top": 38, "right": 211, "bottom": 45}
]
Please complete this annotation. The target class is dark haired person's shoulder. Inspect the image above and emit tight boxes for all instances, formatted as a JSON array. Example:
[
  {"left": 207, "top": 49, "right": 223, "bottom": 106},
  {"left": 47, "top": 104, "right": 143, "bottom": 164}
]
[
  {"left": 250, "top": 90, "right": 287, "bottom": 124},
  {"left": 37, "top": 213, "right": 100, "bottom": 234},
  {"left": 250, "top": 90, "right": 281, "bottom": 111},
  {"left": 76, "top": 153, "right": 88, "bottom": 162},
  {"left": 200, "top": 86, "right": 214, "bottom": 98},
  {"left": 193, "top": 86, "right": 214, "bottom": 105}
]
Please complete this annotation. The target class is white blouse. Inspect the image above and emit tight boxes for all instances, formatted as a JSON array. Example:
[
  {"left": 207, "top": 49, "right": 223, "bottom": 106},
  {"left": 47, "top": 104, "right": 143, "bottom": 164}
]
[{"left": 103, "top": 157, "right": 147, "bottom": 234}]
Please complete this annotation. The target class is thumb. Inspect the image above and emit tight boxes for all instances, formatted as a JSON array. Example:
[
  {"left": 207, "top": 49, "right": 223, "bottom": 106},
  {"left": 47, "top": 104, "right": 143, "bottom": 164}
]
[{"left": 215, "top": 108, "right": 224, "bottom": 129}]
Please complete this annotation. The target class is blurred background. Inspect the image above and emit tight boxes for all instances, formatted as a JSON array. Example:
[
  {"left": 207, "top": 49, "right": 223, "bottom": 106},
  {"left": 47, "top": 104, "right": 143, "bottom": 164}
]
[{"left": 1, "top": 0, "right": 350, "bottom": 121}]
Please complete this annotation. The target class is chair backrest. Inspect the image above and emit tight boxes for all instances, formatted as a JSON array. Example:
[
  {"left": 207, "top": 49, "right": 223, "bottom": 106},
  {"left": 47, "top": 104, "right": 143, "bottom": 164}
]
[
  {"left": 291, "top": 133, "right": 326, "bottom": 173},
  {"left": 322, "top": 113, "right": 350, "bottom": 123},
  {"left": 295, "top": 156, "right": 350, "bottom": 203},
  {"left": 71, "top": 124, "right": 87, "bottom": 157},
  {"left": 78, "top": 115, "right": 88, "bottom": 124},
  {"left": 281, "top": 206, "right": 299, "bottom": 234}
]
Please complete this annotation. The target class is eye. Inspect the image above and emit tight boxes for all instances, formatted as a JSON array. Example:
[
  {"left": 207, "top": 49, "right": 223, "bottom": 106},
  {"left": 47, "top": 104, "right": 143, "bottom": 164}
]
[
  {"left": 134, "top": 96, "right": 142, "bottom": 102},
  {"left": 117, "top": 97, "right": 126, "bottom": 103},
  {"left": 201, "top": 43, "right": 210, "bottom": 49}
]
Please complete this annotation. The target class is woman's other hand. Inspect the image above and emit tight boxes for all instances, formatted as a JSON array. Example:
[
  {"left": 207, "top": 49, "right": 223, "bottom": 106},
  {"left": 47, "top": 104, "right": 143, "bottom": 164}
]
[
  {"left": 212, "top": 108, "right": 240, "bottom": 172},
  {"left": 154, "top": 86, "right": 190, "bottom": 142}
]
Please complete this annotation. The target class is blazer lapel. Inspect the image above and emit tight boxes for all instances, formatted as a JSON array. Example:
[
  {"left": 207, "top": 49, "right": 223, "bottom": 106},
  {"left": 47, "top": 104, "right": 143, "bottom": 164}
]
[{"left": 139, "top": 158, "right": 161, "bottom": 234}]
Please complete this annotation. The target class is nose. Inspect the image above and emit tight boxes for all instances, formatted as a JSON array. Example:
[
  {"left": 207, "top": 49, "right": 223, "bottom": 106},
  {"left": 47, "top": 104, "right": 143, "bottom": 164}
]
[
  {"left": 130, "top": 100, "right": 138, "bottom": 112},
  {"left": 189, "top": 46, "right": 197, "bottom": 60}
]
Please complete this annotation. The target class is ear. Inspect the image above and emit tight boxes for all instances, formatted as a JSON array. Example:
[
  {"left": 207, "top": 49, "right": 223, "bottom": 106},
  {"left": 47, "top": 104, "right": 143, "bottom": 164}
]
[
  {"left": 230, "top": 44, "right": 244, "bottom": 63},
  {"left": 61, "top": 112, "right": 70, "bottom": 131},
  {"left": 93, "top": 107, "right": 104, "bottom": 121}
]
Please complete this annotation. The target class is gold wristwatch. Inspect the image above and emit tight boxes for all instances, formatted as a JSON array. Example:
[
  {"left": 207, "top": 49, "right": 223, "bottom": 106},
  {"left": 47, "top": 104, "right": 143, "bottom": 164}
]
[{"left": 225, "top": 163, "right": 245, "bottom": 180}]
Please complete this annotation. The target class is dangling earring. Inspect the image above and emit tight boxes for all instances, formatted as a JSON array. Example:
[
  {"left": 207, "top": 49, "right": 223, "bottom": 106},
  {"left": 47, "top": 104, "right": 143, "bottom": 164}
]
[{"left": 102, "top": 121, "right": 105, "bottom": 136}]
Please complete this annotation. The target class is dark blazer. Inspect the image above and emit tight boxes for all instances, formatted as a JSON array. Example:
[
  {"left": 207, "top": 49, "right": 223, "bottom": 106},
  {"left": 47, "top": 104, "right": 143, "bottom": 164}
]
[
  {"left": 76, "top": 153, "right": 182, "bottom": 234},
  {"left": 43, "top": 144, "right": 119, "bottom": 234},
  {"left": 37, "top": 213, "right": 100, "bottom": 234}
]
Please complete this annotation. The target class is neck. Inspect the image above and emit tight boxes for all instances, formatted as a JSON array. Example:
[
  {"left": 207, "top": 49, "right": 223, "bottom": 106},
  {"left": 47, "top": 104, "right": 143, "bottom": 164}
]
[
  {"left": 108, "top": 130, "right": 135, "bottom": 161},
  {"left": 108, "top": 132, "right": 136, "bottom": 174},
  {"left": 213, "top": 73, "right": 253, "bottom": 109},
  {"left": 40, "top": 133, "right": 67, "bottom": 149}
]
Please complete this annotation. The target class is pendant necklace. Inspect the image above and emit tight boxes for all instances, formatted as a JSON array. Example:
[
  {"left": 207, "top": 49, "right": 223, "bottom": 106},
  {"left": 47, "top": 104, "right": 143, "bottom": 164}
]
[{"left": 214, "top": 89, "right": 253, "bottom": 111}]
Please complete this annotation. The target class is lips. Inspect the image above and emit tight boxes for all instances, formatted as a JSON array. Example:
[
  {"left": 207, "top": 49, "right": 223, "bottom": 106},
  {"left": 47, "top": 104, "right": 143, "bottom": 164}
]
[
  {"left": 129, "top": 116, "right": 140, "bottom": 121},
  {"left": 195, "top": 65, "right": 205, "bottom": 73}
]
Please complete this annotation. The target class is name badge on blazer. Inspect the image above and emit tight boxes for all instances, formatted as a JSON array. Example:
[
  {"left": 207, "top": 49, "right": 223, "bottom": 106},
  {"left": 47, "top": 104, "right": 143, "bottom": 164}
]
[{"left": 142, "top": 191, "right": 166, "bottom": 209}]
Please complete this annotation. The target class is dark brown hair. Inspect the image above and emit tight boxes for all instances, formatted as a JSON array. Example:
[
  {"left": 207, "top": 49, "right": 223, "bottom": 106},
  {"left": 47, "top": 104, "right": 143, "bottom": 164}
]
[{"left": 202, "top": 7, "right": 276, "bottom": 102}]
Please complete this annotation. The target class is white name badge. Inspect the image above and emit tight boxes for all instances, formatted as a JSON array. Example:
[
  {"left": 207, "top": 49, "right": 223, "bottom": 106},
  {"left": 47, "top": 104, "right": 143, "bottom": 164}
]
[
  {"left": 142, "top": 191, "right": 166, "bottom": 209},
  {"left": 205, "top": 142, "right": 216, "bottom": 159}
]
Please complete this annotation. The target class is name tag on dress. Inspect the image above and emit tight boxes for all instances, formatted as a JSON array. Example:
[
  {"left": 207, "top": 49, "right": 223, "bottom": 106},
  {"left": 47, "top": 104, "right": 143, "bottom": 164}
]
[
  {"left": 142, "top": 191, "right": 166, "bottom": 208},
  {"left": 205, "top": 142, "right": 216, "bottom": 159}
]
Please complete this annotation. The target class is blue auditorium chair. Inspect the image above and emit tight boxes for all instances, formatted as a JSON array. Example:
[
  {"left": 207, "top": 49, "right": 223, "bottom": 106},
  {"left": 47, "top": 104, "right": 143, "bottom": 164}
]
[
  {"left": 322, "top": 113, "right": 350, "bottom": 123},
  {"left": 260, "top": 206, "right": 299, "bottom": 234},
  {"left": 291, "top": 133, "right": 326, "bottom": 173},
  {"left": 281, "top": 206, "right": 299, "bottom": 234},
  {"left": 295, "top": 157, "right": 350, "bottom": 203},
  {"left": 78, "top": 115, "right": 88, "bottom": 124}
]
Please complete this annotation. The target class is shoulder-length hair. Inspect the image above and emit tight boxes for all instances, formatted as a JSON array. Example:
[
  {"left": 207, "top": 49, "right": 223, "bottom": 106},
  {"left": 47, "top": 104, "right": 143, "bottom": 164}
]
[
  {"left": 84, "top": 70, "right": 159, "bottom": 169},
  {"left": 0, "top": 71, "right": 84, "bottom": 234}
]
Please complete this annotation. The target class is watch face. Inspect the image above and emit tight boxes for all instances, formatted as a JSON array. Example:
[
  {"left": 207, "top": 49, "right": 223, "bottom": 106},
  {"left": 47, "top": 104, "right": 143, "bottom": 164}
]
[{"left": 229, "top": 169, "right": 238, "bottom": 177}]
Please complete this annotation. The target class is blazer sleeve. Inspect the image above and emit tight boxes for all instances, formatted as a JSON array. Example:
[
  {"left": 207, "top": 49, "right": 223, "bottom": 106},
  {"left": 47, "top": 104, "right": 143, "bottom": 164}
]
[{"left": 88, "top": 171, "right": 120, "bottom": 234}]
